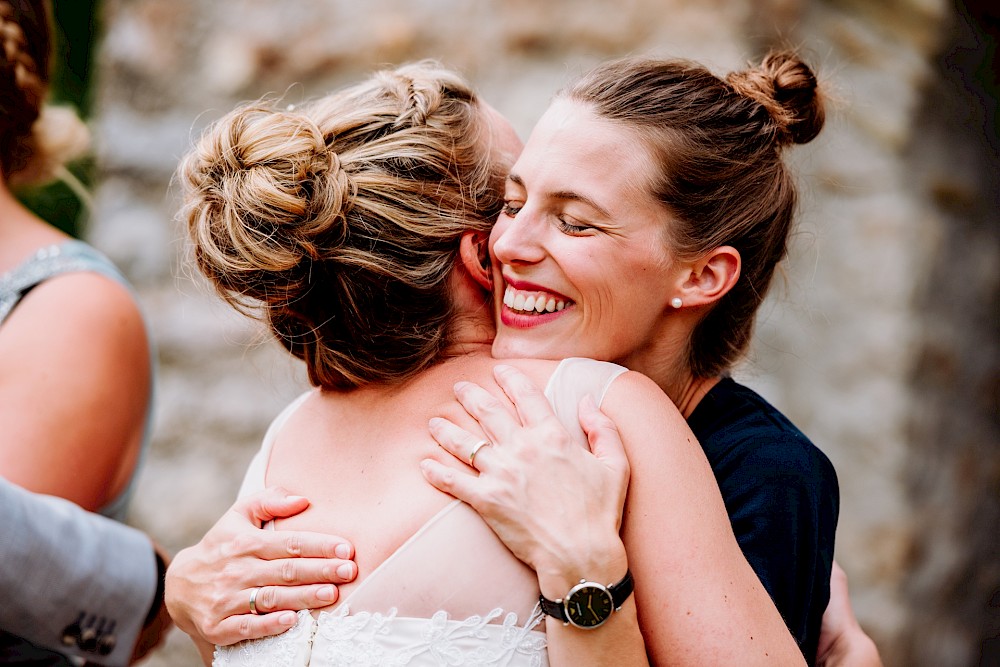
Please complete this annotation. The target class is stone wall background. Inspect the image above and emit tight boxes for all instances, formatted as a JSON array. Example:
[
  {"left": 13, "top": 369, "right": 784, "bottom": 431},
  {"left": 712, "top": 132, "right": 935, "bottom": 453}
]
[{"left": 84, "top": 0, "right": 998, "bottom": 664}]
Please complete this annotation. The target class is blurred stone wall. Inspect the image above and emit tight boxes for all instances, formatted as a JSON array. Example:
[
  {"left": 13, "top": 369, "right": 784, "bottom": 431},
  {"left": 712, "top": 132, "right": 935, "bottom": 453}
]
[{"left": 86, "top": 0, "right": 998, "bottom": 664}]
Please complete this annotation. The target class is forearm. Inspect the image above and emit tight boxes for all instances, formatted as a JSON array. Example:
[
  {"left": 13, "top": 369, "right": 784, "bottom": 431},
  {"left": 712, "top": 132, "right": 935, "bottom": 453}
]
[
  {"left": 606, "top": 377, "right": 806, "bottom": 664},
  {"left": 537, "top": 547, "right": 649, "bottom": 667},
  {"left": 544, "top": 599, "right": 649, "bottom": 667}
]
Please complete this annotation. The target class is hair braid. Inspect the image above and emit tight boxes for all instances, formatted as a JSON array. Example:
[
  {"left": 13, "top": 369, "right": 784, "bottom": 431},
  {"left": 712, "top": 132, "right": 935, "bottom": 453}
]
[{"left": 0, "top": 1, "right": 45, "bottom": 112}]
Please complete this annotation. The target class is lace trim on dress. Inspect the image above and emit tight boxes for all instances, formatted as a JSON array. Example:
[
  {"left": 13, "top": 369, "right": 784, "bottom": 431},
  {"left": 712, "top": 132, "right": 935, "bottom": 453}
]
[{"left": 213, "top": 605, "right": 547, "bottom": 667}]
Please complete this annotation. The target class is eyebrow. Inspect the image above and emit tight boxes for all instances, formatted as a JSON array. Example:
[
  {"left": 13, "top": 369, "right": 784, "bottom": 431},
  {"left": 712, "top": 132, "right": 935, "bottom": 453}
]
[{"left": 507, "top": 173, "right": 612, "bottom": 219}]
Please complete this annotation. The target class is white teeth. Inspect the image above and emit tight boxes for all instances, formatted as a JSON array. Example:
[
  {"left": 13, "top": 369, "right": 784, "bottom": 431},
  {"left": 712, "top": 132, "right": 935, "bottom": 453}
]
[{"left": 503, "top": 285, "right": 569, "bottom": 314}]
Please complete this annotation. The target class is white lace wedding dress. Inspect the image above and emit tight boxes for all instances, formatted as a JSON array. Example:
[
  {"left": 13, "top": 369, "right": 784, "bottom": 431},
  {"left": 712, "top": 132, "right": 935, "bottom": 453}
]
[{"left": 213, "top": 358, "right": 627, "bottom": 667}]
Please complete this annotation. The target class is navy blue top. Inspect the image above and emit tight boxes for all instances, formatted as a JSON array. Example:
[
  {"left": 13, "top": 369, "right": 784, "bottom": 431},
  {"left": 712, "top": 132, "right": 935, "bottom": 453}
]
[{"left": 687, "top": 377, "right": 839, "bottom": 665}]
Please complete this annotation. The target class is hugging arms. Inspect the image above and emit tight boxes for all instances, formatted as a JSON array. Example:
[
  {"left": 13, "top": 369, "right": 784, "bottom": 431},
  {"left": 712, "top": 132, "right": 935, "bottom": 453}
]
[{"left": 166, "top": 53, "right": 849, "bottom": 665}]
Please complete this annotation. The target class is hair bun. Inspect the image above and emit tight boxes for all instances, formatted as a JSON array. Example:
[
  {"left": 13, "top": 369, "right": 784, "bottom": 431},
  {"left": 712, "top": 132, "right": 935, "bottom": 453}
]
[
  {"left": 726, "top": 50, "right": 825, "bottom": 146},
  {"left": 181, "top": 102, "right": 354, "bottom": 304}
]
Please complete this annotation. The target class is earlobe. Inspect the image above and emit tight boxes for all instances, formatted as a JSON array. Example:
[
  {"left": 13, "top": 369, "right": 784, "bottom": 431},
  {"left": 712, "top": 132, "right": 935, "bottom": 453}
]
[
  {"left": 458, "top": 231, "right": 492, "bottom": 290},
  {"left": 679, "top": 246, "right": 741, "bottom": 307}
]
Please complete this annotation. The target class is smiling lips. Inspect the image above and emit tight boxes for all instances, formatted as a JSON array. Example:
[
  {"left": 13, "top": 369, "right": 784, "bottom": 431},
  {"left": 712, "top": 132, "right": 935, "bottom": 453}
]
[{"left": 502, "top": 285, "right": 571, "bottom": 315}]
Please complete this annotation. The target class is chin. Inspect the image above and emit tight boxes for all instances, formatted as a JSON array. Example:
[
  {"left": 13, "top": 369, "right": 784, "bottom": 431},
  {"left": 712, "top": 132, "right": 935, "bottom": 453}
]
[{"left": 491, "top": 334, "right": 567, "bottom": 362}]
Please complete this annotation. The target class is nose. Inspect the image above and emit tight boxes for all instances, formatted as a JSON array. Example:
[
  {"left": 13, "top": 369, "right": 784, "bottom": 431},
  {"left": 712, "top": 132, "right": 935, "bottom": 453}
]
[{"left": 491, "top": 208, "right": 547, "bottom": 267}]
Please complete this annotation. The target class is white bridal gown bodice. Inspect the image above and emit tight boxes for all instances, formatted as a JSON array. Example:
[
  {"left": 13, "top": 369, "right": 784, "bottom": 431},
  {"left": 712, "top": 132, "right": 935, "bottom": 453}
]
[{"left": 213, "top": 357, "right": 627, "bottom": 667}]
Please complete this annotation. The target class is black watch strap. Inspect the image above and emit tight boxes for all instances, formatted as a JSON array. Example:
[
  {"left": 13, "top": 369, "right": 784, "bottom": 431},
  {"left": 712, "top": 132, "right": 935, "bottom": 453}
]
[{"left": 538, "top": 569, "right": 634, "bottom": 622}]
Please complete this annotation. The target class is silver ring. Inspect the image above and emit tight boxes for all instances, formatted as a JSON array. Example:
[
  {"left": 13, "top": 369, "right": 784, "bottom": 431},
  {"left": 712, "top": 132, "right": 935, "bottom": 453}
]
[
  {"left": 468, "top": 439, "right": 492, "bottom": 467},
  {"left": 249, "top": 586, "right": 262, "bottom": 615}
]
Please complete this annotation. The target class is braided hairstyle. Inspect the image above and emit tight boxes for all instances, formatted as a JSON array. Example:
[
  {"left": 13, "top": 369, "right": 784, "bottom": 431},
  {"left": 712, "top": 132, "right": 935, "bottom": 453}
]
[
  {"left": 563, "top": 51, "right": 825, "bottom": 377},
  {"left": 180, "top": 61, "right": 507, "bottom": 389},
  {"left": 0, "top": 0, "right": 88, "bottom": 185}
]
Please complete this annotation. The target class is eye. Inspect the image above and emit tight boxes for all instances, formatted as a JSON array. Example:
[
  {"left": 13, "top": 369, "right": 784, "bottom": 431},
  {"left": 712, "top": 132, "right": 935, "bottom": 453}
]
[
  {"left": 557, "top": 217, "right": 593, "bottom": 234},
  {"left": 501, "top": 202, "right": 522, "bottom": 217}
]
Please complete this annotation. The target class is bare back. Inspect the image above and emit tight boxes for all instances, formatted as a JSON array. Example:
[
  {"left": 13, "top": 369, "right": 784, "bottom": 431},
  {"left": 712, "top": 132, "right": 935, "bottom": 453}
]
[{"left": 217, "top": 353, "right": 628, "bottom": 666}]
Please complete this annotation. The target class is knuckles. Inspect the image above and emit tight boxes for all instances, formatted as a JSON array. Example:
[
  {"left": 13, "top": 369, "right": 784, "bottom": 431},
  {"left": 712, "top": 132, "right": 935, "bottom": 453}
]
[
  {"left": 223, "top": 531, "right": 263, "bottom": 558},
  {"left": 280, "top": 559, "right": 298, "bottom": 583}
]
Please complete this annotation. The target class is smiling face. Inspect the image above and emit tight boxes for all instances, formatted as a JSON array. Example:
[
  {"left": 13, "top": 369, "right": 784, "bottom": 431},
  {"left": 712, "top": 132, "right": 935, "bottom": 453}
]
[{"left": 489, "top": 99, "right": 687, "bottom": 372}]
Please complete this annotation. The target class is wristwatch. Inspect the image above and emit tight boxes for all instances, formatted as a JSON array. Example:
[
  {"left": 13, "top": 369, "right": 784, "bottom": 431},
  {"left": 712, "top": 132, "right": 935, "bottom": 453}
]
[{"left": 538, "top": 569, "right": 634, "bottom": 629}]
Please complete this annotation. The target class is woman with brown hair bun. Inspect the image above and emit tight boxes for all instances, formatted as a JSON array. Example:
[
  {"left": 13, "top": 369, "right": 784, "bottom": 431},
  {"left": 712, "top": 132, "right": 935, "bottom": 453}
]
[
  {"left": 425, "top": 51, "right": 839, "bottom": 664},
  {"left": 177, "top": 60, "right": 805, "bottom": 665}
]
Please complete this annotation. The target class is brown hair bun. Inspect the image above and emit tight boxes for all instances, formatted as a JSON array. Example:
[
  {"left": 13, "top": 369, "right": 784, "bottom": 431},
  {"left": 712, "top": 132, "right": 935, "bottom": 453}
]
[{"left": 726, "top": 50, "right": 825, "bottom": 146}]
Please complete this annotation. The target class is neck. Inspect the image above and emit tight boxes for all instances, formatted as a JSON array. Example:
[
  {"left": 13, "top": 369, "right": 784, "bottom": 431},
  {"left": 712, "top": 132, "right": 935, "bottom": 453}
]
[
  {"left": 644, "top": 363, "right": 719, "bottom": 419},
  {"left": 672, "top": 375, "right": 720, "bottom": 418},
  {"left": 0, "top": 179, "right": 67, "bottom": 269},
  {"left": 616, "top": 322, "right": 719, "bottom": 418}
]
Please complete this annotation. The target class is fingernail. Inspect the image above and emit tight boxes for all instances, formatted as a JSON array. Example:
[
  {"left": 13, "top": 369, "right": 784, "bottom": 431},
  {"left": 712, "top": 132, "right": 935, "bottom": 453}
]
[
  {"left": 454, "top": 381, "right": 470, "bottom": 392},
  {"left": 494, "top": 364, "right": 512, "bottom": 374},
  {"left": 337, "top": 562, "right": 355, "bottom": 579},
  {"left": 317, "top": 585, "right": 336, "bottom": 602},
  {"left": 428, "top": 417, "right": 443, "bottom": 428},
  {"left": 334, "top": 543, "right": 352, "bottom": 559},
  {"left": 277, "top": 611, "right": 297, "bottom": 625},
  {"left": 286, "top": 495, "right": 307, "bottom": 503}
]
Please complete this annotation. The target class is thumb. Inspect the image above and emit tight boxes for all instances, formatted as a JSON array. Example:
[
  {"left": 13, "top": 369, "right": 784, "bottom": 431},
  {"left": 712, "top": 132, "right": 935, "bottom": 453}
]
[
  {"left": 234, "top": 486, "right": 311, "bottom": 526},
  {"left": 579, "top": 395, "right": 629, "bottom": 478}
]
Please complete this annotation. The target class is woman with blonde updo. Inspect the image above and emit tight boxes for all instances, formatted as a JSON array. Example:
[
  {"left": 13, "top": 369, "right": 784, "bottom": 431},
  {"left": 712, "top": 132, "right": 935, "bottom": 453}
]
[
  {"left": 177, "top": 60, "right": 808, "bottom": 665},
  {"left": 0, "top": 0, "right": 158, "bottom": 661}
]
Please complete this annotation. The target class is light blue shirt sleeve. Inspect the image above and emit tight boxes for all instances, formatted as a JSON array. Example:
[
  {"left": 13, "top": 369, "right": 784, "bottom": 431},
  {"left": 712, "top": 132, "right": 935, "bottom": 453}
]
[{"left": 0, "top": 476, "right": 156, "bottom": 666}]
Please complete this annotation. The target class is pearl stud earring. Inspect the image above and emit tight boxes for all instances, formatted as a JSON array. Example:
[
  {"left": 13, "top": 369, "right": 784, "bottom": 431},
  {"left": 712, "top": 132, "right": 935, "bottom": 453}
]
[{"left": 671, "top": 297, "right": 683, "bottom": 309}]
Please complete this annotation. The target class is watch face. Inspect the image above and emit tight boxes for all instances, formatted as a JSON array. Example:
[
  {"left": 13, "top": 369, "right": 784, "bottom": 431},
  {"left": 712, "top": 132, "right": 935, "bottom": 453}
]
[{"left": 564, "top": 582, "right": 615, "bottom": 629}]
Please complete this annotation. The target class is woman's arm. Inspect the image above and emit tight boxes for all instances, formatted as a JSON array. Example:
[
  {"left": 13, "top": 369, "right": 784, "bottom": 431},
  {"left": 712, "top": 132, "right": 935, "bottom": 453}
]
[
  {"left": 0, "top": 476, "right": 165, "bottom": 666},
  {"left": 423, "top": 367, "right": 647, "bottom": 666},
  {"left": 602, "top": 370, "right": 804, "bottom": 664},
  {"left": 0, "top": 273, "right": 150, "bottom": 510},
  {"left": 816, "top": 562, "right": 883, "bottom": 667},
  {"left": 422, "top": 364, "right": 804, "bottom": 665}
]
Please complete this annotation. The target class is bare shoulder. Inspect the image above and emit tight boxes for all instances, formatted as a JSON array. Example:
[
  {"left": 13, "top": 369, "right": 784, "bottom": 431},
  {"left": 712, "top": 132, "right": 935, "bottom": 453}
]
[
  {"left": 3, "top": 270, "right": 146, "bottom": 341},
  {"left": 601, "top": 370, "right": 703, "bottom": 464},
  {"left": 495, "top": 357, "right": 564, "bottom": 391},
  {"left": 0, "top": 270, "right": 150, "bottom": 390},
  {"left": 603, "top": 370, "right": 680, "bottom": 419}
]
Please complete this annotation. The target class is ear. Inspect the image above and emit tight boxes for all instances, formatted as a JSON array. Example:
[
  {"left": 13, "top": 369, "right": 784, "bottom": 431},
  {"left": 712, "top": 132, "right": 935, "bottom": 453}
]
[
  {"left": 676, "top": 246, "right": 740, "bottom": 307},
  {"left": 458, "top": 231, "right": 492, "bottom": 291}
]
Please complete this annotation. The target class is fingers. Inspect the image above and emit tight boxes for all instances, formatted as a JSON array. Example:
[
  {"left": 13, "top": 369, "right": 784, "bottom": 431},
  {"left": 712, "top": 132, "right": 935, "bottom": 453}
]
[
  {"left": 221, "top": 526, "right": 355, "bottom": 562},
  {"left": 452, "top": 379, "right": 519, "bottom": 445},
  {"left": 233, "top": 486, "right": 311, "bottom": 526},
  {"left": 206, "top": 608, "right": 301, "bottom": 645},
  {"left": 579, "top": 394, "right": 630, "bottom": 479},
  {"left": 420, "top": 458, "right": 481, "bottom": 506},
  {"left": 428, "top": 417, "right": 494, "bottom": 470},
  {"left": 247, "top": 553, "right": 358, "bottom": 588},
  {"left": 492, "top": 364, "right": 554, "bottom": 426},
  {"left": 247, "top": 582, "right": 338, "bottom": 615}
]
